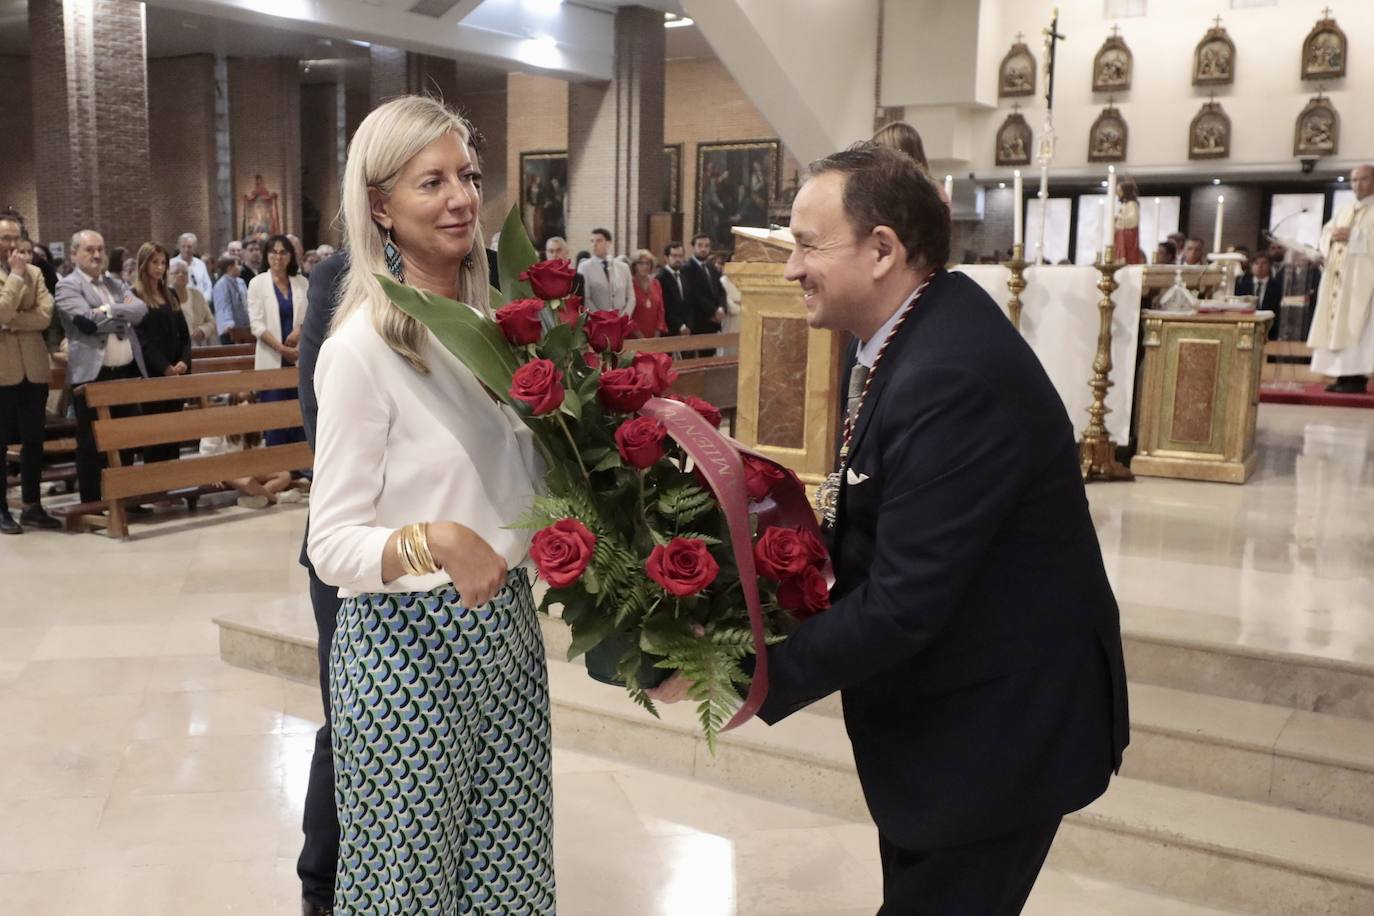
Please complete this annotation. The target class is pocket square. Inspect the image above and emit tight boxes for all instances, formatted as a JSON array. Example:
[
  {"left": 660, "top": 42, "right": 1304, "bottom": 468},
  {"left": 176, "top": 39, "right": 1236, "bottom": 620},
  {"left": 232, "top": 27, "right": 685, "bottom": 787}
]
[{"left": 846, "top": 468, "right": 870, "bottom": 486}]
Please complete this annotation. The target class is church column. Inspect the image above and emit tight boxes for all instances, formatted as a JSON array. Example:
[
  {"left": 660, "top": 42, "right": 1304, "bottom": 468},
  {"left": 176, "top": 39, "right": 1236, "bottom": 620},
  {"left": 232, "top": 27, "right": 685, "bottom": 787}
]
[
  {"left": 568, "top": 5, "right": 664, "bottom": 254},
  {"left": 370, "top": 46, "right": 407, "bottom": 109},
  {"left": 29, "top": 0, "right": 151, "bottom": 251}
]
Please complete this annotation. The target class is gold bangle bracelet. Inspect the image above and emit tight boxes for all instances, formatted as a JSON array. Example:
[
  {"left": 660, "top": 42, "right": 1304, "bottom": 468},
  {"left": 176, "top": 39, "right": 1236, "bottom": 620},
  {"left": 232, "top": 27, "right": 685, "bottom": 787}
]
[
  {"left": 398, "top": 525, "right": 425, "bottom": 577},
  {"left": 398, "top": 523, "right": 439, "bottom": 577},
  {"left": 413, "top": 522, "right": 438, "bottom": 574}
]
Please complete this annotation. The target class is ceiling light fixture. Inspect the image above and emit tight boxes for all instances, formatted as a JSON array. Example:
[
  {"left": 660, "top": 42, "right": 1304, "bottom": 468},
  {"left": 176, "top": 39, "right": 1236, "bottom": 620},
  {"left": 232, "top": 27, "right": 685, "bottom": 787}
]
[
  {"left": 664, "top": 16, "right": 695, "bottom": 28},
  {"left": 1212, "top": 178, "right": 1221, "bottom": 185}
]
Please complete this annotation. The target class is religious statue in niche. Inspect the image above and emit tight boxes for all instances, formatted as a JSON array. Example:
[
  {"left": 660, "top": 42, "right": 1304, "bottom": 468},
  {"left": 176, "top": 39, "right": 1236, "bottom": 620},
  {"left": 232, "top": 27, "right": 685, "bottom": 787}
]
[
  {"left": 1193, "top": 17, "right": 1235, "bottom": 87},
  {"left": 999, "top": 36, "right": 1037, "bottom": 97},
  {"left": 1188, "top": 99, "right": 1231, "bottom": 160},
  {"left": 1092, "top": 27, "right": 1132, "bottom": 92},
  {"left": 1301, "top": 11, "right": 1346, "bottom": 80},
  {"left": 1294, "top": 94, "right": 1339, "bottom": 158},
  {"left": 240, "top": 175, "right": 280, "bottom": 240},
  {"left": 1088, "top": 105, "right": 1128, "bottom": 162},
  {"left": 995, "top": 111, "right": 1033, "bottom": 166}
]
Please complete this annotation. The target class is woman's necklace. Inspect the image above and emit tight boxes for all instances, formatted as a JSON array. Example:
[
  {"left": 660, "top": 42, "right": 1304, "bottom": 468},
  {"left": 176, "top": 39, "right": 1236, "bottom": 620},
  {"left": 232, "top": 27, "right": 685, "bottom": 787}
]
[{"left": 814, "top": 278, "right": 932, "bottom": 529}]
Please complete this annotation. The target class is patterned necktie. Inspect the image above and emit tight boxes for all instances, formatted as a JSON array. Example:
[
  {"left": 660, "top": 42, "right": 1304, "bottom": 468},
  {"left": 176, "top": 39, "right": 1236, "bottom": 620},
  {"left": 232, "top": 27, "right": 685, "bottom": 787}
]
[{"left": 846, "top": 362, "right": 869, "bottom": 427}]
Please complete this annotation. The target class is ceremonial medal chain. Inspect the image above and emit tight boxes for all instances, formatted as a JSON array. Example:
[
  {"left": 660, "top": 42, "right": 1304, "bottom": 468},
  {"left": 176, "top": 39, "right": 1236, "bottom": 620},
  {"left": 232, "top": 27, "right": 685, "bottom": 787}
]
[{"left": 814, "top": 278, "right": 933, "bottom": 528}]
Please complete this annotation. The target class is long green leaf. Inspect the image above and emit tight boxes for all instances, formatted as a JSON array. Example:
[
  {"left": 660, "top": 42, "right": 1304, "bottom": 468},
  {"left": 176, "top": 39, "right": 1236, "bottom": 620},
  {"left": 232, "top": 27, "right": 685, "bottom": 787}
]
[{"left": 498, "top": 204, "right": 539, "bottom": 300}]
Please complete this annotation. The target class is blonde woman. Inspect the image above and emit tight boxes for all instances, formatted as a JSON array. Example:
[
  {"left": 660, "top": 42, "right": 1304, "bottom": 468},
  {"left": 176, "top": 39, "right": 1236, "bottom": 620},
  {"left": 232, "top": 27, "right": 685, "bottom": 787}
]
[{"left": 307, "top": 96, "right": 553, "bottom": 914}]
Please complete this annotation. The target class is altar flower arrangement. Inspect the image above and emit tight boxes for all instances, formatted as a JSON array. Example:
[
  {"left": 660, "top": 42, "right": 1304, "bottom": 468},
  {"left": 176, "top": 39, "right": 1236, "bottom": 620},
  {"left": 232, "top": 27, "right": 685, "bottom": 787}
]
[{"left": 379, "top": 206, "right": 832, "bottom": 746}]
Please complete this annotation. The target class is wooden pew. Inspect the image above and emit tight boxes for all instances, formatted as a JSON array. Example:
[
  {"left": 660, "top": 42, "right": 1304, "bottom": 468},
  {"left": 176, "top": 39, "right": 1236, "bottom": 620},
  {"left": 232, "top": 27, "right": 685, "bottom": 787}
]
[
  {"left": 626, "top": 333, "right": 741, "bottom": 425},
  {"left": 625, "top": 332, "right": 738, "bottom": 355},
  {"left": 69, "top": 368, "right": 310, "bottom": 538},
  {"left": 194, "top": 343, "right": 255, "bottom": 360}
]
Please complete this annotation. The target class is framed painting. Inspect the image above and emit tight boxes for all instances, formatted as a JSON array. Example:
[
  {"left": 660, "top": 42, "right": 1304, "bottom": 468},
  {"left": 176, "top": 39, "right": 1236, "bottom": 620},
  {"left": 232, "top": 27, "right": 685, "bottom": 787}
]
[
  {"left": 1088, "top": 105, "right": 1128, "bottom": 162},
  {"left": 1301, "top": 14, "right": 1346, "bottom": 80},
  {"left": 998, "top": 40, "right": 1036, "bottom": 98},
  {"left": 1189, "top": 101, "right": 1231, "bottom": 160},
  {"left": 662, "top": 144, "right": 682, "bottom": 213},
  {"left": 1093, "top": 30, "right": 1132, "bottom": 92},
  {"left": 240, "top": 174, "right": 281, "bottom": 240},
  {"left": 1294, "top": 95, "right": 1339, "bottom": 158},
  {"left": 995, "top": 113, "right": 1033, "bottom": 166},
  {"left": 518, "top": 150, "right": 568, "bottom": 250},
  {"left": 695, "top": 139, "right": 780, "bottom": 252},
  {"left": 1193, "top": 19, "right": 1235, "bottom": 87}
]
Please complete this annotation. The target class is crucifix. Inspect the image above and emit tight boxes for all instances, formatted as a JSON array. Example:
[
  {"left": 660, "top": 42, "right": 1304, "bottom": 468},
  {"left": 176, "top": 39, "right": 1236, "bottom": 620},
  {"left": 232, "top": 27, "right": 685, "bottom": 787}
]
[
  {"left": 1042, "top": 9, "right": 1066, "bottom": 113},
  {"left": 1036, "top": 8, "right": 1065, "bottom": 266}
]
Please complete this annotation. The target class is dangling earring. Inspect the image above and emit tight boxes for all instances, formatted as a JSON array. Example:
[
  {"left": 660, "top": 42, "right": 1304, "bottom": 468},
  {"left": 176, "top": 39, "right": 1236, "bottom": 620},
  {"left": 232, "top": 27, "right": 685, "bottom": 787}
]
[{"left": 383, "top": 229, "right": 405, "bottom": 283}]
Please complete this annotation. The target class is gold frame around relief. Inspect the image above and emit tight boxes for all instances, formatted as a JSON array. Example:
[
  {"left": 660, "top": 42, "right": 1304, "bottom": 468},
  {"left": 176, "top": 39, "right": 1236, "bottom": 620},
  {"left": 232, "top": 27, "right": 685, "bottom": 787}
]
[
  {"left": 1088, "top": 105, "right": 1128, "bottom": 162},
  {"left": 1093, "top": 31, "right": 1133, "bottom": 93},
  {"left": 1188, "top": 100, "right": 1231, "bottom": 161},
  {"left": 1294, "top": 94, "right": 1339, "bottom": 158},
  {"left": 1193, "top": 20, "right": 1236, "bottom": 87},
  {"left": 1301, "top": 15, "right": 1346, "bottom": 81},
  {"left": 999, "top": 41, "right": 1037, "bottom": 98}
]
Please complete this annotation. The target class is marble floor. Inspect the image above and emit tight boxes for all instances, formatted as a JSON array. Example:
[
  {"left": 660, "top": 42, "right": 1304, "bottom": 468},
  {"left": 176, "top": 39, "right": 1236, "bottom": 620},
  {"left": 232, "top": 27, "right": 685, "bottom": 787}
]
[{"left": 3, "top": 401, "right": 1371, "bottom": 915}]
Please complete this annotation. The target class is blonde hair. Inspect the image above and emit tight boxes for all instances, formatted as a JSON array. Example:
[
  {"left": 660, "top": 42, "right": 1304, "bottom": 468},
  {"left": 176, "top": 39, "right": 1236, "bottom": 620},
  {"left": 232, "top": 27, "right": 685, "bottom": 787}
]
[
  {"left": 871, "top": 121, "right": 930, "bottom": 175},
  {"left": 134, "top": 242, "right": 174, "bottom": 309},
  {"left": 334, "top": 95, "right": 491, "bottom": 373}
]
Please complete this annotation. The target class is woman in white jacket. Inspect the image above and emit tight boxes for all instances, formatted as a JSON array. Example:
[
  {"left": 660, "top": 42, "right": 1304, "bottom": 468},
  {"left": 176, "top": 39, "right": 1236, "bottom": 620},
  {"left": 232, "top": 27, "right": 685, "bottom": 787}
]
[{"left": 246, "top": 234, "right": 309, "bottom": 445}]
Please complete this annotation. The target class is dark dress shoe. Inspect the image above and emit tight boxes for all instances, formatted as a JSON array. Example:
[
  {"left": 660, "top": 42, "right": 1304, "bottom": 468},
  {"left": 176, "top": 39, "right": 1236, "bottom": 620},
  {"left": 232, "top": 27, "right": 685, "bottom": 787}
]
[
  {"left": 302, "top": 902, "right": 334, "bottom": 916},
  {"left": 19, "top": 506, "right": 62, "bottom": 530},
  {"left": 0, "top": 512, "right": 21, "bottom": 535},
  {"left": 1325, "top": 376, "right": 1370, "bottom": 394}
]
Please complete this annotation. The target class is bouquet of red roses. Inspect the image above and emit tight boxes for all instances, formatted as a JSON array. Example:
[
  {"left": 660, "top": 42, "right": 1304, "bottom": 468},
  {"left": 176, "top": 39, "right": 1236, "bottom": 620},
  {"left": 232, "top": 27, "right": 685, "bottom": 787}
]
[{"left": 381, "top": 206, "right": 831, "bottom": 746}]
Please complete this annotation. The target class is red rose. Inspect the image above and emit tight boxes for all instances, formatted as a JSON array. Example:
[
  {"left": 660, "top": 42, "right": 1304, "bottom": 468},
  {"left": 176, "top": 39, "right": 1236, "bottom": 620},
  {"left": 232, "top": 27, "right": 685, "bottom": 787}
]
[
  {"left": 753, "top": 527, "right": 810, "bottom": 581},
  {"left": 520, "top": 259, "right": 576, "bottom": 300},
  {"left": 676, "top": 395, "right": 722, "bottom": 428},
  {"left": 797, "top": 527, "right": 828, "bottom": 569},
  {"left": 778, "top": 566, "right": 831, "bottom": 619},
  {"left": 530, "top": 518, "right": 597, "bottom": 588},
  {"left": 598, "top": 366, "right": 654, "bottom": 413},
  {"left": 630, "top": 352, "right": 678, "bottom": 395},
  {"left": 510, "top": 358, "right": 565, "bottom": 416},
  {"left": 582, "top": 350, "right": 602, "bottom": 369},
  {"left": 557, "top": 294, "right": 585, "bottom": 326},
  {"left": 646, "top": 537, "right": 720, "bottom": 597},
  {"left": 614, "top": 416, "right": 667, "bottom": 469},
  {"left": 494, "top": 298, "right": 544, "bottom": 346},
  {"left": 585, "top": 311, "right": 635, "bottom": 353},
  {"left": 742, "top": 454, "right": 788, "bottom": 502}
]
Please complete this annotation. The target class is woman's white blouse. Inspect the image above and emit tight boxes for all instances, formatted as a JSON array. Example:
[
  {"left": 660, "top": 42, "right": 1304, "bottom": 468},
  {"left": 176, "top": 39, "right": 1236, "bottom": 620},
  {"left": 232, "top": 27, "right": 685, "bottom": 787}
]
[{"left": 308, "top": 307, "right": 543, "bottom": 597}]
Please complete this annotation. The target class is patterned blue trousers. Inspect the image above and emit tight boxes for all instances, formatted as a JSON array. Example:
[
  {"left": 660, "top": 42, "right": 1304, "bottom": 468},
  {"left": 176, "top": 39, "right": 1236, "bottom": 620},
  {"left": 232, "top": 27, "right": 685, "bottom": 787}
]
[{"left": 330, "top": 568, "right": 556, "bottom": 914}]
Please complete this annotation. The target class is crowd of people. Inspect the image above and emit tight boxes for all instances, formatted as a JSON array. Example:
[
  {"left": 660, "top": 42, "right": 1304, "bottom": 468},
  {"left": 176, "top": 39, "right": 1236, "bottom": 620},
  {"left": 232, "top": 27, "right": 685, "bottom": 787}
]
[{"left": 0, "top": 215, "right": 327, "bottom": 533}]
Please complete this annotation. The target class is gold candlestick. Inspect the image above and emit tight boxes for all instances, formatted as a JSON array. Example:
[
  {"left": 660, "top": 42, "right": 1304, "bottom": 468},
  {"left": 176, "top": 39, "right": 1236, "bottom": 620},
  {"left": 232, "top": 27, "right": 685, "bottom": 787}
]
[
  {"left": 1003, "top": 242, "right": 1028, "bottom": 331},
  {"left": 1080, "top": 245, "right": 1135, "bottom": 483}
]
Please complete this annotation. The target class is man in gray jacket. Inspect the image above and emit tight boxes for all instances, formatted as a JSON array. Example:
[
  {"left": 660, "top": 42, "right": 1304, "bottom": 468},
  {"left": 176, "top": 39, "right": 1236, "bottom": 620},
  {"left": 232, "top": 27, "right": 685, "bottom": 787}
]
[{"left": 55, "top": 229, "right": 147, "bottom": 504}]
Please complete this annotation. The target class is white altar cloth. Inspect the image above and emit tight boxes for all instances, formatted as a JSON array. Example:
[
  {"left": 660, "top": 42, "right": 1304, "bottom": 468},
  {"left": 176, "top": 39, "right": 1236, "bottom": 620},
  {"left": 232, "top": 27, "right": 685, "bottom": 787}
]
[{"left": 954, "top": 265, "right": 1144, "bottom": 443}]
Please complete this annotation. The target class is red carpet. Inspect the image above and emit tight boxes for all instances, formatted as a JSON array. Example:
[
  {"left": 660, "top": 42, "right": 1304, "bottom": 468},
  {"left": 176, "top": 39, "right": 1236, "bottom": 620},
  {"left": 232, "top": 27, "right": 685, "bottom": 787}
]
[{"left": 1260, "top": 382, "right": 1374, "bottom": 409}]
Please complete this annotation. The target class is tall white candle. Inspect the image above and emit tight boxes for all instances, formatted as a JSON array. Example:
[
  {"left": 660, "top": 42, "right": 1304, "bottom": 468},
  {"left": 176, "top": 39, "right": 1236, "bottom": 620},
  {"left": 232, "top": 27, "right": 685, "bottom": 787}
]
[
  {"left": 944, "top": 174, "right": 954, "bottom": 201},
  {"left": 1213, "top": 195, "right": 1225, "bottom": 253},
  {"left": 1036, "top": 166, "right": 1049, "bottom": 262},
  {"left": 1103, "top": 166, "right": 1118, "bottom": 254},
  {"left": 1013, "top": 170, "right": 1024, "bottom": 247},
  {"left": 1152, "top": 197, "right": 1161, "bottom": 245}
]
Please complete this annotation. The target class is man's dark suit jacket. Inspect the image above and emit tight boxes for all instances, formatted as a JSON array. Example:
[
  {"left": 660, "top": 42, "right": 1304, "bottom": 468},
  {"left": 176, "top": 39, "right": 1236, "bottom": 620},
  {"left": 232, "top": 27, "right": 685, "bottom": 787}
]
[
  {"left": 757, "top": 269, "right": 1130, "bottom": 852},
  {"left": 1235, "top": 273, "right": 1284, "bottom": 339},
  {"left": 680, "top": 257, "right": 723, "bottom": 334},
  {"left": 298, "top": 252, "right": 348, "bottom": 570},
  {"left": 657, "top": 265, "right": 690, "bottom": 334}
]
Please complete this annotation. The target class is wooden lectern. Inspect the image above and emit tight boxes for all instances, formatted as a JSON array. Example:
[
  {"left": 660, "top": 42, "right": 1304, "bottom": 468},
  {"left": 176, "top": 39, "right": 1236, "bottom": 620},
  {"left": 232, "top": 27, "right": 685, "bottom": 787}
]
[{"left": 727, "top": 228, "right": 845, "bottom": 490}]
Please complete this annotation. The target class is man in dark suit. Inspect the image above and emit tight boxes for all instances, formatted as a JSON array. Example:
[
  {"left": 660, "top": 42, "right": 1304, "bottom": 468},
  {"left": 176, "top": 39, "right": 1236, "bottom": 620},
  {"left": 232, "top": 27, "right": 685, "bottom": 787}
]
[
  {"left": 1235, "top": 252, "right": 1284, "bottom": 339},
  {"left": 657, "top": 145, "right": 1129, "bottom": 914},
  {"left": 678, "top": 233, "right": 724, "bottom": 357},
  {"left": 295, "top": 250, "right": 346, "bottom": 916},
  {"left": 657, "top": 240, "right": 690, "bottom": 336}
]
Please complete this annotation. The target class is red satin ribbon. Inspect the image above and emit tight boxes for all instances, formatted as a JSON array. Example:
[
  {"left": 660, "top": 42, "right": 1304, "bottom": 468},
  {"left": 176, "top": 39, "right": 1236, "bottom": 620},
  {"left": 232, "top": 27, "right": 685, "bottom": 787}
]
[{"left": 639, "top": 398, "right": 833, "bottom": 731}]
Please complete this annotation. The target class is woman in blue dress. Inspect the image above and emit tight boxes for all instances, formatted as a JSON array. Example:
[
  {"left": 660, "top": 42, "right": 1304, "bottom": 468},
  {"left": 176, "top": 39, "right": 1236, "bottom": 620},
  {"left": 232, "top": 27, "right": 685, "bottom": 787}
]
[{"left": 308, "top": 96, "right": 554, "bottom": 914}]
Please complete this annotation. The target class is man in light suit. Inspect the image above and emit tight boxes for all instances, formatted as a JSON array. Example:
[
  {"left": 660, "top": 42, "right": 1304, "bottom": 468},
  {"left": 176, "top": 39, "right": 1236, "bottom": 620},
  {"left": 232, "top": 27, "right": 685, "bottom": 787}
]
[
  {"left": 0, "top": 217, "right": 60, "bottom": 533},
  {"left": 576, "top": 227, "right": 633, "bottom": 315},
  {"left": 55, "top": 229, "right": 148, "bottom": 504},
  {"left": 170, "top": 232, "right": 213, "bottom": 300}
]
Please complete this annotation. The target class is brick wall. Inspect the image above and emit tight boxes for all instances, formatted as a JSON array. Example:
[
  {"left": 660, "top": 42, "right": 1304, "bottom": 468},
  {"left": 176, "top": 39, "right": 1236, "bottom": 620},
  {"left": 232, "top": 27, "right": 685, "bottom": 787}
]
[
  {"left": 0, "top": 56, "right": 38, "bottom": 240},
  {"left": 300, "top": 81, "right": 342, "bottom": 248},
  {"left": 950, "top": 187, "right": 1015, "bottom": 263},
  {"left": 663, "top": 56, "right": 801, "bottom": 247},
  {"left": 148, "top": 54, "right": 217, "bottom": 251},
  {"left": 229, "top": 57, "right": 301, "bottom": 240},
  {"left": 457, "top": 88, "right": 508, "bottom": 237},
  {"left": 505, "top": 73, "right": 569, "bottom": 246},
  {"left": 1188, "top": 184, "right": 1262, "bottom": 253}
]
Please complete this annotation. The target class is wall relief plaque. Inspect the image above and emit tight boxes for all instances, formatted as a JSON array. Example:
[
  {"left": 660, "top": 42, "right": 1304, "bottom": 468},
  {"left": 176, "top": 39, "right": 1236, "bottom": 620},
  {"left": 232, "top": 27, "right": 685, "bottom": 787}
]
[
  {"left": 1188, "top": 100, "right": 1231, "bottom": 160},
  {"left": 1301, "top": 12, "right": 1346, "bottom": 80},
  {"left": 1193, "top": 17, "right": 1235, "bottom": 87},
  {"left": 1294, "top": 94, "right": 1339, "bottom": 158},
  {"left": 1093, "top": 27, "right": 1133, "bottom": 92},
  {"left": 999, "top": 37, "right": 1037, "bottom": 98},
  {"left": 1088, "top": 105, "right": 1128, "bottom": 162},
  {"left": 995, "top": 112, "right": 1033, "bottom": 166}
]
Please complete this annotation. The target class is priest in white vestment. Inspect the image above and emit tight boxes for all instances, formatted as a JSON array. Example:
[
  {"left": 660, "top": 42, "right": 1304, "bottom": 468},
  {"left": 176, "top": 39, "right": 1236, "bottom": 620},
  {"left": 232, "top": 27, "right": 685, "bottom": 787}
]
[{"left": 1308, "top": 164, "right": 1374, "bottom": 393}]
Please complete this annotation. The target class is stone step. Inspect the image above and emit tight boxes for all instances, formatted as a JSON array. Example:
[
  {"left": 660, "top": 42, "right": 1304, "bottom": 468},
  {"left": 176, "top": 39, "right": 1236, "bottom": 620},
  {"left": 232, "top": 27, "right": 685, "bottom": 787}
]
[
  {"left": 543, "top": 657, "right": 1374, "bottom": 916},
  {"left": 215, "top": 606, "right": 1374, "bottom": 825}
]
